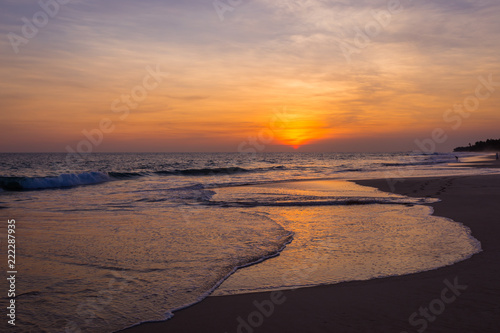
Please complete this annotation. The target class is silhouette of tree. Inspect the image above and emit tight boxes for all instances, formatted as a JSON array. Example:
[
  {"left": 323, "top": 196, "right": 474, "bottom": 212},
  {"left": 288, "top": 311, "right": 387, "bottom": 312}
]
[{"left": 454, "top": 139, "right": 500, "bottom": 152}]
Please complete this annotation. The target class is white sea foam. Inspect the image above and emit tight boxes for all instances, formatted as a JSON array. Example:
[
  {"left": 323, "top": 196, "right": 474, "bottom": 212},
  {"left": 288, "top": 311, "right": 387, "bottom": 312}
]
[{"left": 19, "top": 172, "right": 111, "bottom": 190}]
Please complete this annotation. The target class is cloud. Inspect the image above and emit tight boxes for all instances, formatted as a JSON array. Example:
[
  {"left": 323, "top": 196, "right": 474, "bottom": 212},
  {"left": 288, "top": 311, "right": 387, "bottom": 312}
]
[{"left": 1, "top": 0, "right": 500, "bottom": 151}]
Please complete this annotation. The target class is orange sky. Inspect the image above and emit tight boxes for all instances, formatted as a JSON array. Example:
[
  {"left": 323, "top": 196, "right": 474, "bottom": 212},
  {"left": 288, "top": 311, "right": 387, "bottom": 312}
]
[{"left": 1, "top": 0, "right": 500, "bottom": 152}]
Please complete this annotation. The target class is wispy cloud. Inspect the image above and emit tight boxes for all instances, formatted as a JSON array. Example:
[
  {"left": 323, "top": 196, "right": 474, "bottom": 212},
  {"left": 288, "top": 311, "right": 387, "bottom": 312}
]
[{"left": 1, "top": 0, "right": 499, "bottom": 151}]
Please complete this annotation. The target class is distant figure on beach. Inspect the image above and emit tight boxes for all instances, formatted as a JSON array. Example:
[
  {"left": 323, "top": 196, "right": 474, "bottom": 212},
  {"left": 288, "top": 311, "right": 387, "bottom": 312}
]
[
  {"left": 496, "top": 153, "right": 499, "bottom": 160},
  {"left": 455, "top": 156, "right": 459, "bottom": 162}
]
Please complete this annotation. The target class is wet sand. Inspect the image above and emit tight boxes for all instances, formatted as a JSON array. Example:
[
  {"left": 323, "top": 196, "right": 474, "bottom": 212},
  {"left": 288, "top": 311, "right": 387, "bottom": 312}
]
[{"left": 121, "top": 173, "right": 500, "bottom": 333}]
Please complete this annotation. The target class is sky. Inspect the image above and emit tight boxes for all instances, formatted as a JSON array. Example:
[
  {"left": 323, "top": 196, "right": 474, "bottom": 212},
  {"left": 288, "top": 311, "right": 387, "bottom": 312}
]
[{"left": 0, "top": 0, "right": 499, "bottom": 152}]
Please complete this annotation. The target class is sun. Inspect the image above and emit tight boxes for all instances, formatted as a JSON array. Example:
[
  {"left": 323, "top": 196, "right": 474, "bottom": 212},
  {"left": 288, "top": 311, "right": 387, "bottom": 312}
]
[{"left": 273, "top": 118, "right": 330, "bottom": 149}]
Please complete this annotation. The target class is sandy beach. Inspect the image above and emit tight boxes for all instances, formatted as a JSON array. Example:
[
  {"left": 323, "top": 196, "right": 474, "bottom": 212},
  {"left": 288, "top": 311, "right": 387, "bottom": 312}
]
[{"left": 121, "top": 168, "right": 500, "bottom": 332}]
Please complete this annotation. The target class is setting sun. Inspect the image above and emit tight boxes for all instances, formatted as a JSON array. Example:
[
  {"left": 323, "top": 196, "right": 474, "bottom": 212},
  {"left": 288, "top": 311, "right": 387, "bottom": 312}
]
[{"left": 273, "top": 118, "right": 330, "bottom": 149}]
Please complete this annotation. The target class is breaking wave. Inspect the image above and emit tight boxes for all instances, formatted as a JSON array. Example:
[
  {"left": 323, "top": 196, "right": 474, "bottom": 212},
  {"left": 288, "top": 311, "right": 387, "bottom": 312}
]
[
  {"left": 0, "top": 166, "right": 287, "bottom": 191},
  {"left": 0, "top": 172, "right": 111, "bottom": 191}
]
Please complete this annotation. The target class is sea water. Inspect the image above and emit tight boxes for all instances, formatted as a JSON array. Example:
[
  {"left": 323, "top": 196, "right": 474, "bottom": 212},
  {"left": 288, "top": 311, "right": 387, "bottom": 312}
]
[{"left": 0, "top": 152, "right": 495, "bottom": 332}]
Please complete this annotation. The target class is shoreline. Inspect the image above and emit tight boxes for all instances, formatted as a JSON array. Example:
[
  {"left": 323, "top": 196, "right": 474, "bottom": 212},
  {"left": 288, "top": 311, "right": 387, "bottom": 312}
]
[{"left": 120, "top": 173, "right": 500, "bottom": 333}]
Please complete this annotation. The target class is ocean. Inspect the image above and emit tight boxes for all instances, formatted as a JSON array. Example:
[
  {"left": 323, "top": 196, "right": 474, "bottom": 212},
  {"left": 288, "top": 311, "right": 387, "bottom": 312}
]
[{"left": 0, "top": 152, "right": 495, "bottom": 332}]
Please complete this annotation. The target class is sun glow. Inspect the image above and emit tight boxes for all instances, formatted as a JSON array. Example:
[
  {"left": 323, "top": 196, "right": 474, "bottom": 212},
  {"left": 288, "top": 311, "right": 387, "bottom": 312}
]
[{"left": 273, "top": 118, "right": 330, "bottom": 149}]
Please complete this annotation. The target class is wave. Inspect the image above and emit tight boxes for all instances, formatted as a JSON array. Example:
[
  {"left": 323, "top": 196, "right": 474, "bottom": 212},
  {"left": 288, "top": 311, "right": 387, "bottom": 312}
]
[
  {"left": 145, "top": 230, "right": 294, "bottom": 325},
  {"left": 0, "top": 166, "right": 287, "bottom": 191},
  {"left": 382, "top": 155, "right": 457, "bottom": 167},
  {"left": 207, "top": 196, "right": 437, "bottom": 208},
  {"left": 108, "top": 166, "right": 286, "bottom": 179},
  {"left": 336, "top": 168, "right": 364, "bottom": 173},
  {"left": 154, "top": 166, "right": 286, "bottom": 176},
  {"left": 382, "top": 161, "right": 447, "bottom": 167},
  {"left": 155, "top": 167, "right": 248, "bottom": 176},
  {"left": 0, "top": 172, "right": 111, "bottom": 191},
  {"left": 108, "top": 172, "right": 145, "bottom": 179}
]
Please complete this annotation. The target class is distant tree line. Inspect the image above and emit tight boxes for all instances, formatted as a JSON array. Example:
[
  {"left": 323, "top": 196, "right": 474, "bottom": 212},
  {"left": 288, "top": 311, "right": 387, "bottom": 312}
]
[{"left": 454, "top": 139, "right": 500, "bottom": 152}]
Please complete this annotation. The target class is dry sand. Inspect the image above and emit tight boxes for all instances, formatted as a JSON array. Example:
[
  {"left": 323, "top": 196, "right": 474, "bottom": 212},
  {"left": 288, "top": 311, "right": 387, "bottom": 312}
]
[{"left": 121, "top": 172, "right": 500, "bottom": 333}]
